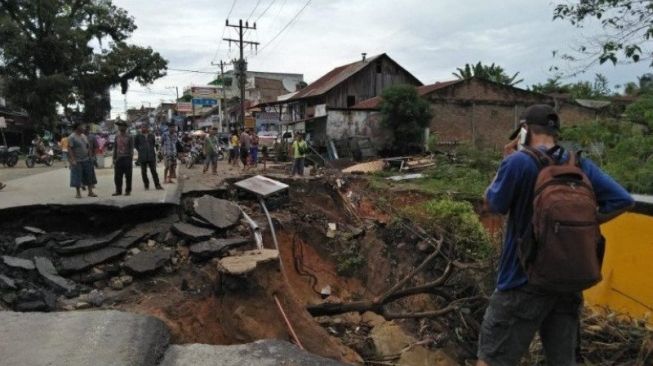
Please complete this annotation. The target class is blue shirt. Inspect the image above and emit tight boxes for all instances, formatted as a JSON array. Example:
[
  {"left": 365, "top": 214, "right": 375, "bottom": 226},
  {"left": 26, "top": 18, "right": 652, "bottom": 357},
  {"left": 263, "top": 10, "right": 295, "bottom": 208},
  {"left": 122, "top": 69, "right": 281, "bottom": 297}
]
[{"left": 486, "top": 147, "right": 634, "bottom": 291}]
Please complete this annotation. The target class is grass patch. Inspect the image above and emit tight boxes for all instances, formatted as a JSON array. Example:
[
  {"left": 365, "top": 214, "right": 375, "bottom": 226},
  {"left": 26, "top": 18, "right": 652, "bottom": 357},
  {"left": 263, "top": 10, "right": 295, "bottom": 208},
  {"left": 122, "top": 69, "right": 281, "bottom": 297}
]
[{"left": 402, "top": 198, "right": 493, "bottom": 260}]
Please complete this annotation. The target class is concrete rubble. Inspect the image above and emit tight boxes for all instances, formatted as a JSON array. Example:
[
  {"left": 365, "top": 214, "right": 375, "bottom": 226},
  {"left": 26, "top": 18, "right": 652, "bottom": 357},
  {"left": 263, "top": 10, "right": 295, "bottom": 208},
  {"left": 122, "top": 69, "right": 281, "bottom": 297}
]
[
  {"left": 189, "top": 237, "right": 250, "bottom": 260},
  {"left": 124, "top": 249, "right": 173, "bottom": 275},
  {"left": 160, "top": 339, "right": 346, "bottom": 366},
  {"left": 191, "top": 195, "right": 242, "bottom": 230}
]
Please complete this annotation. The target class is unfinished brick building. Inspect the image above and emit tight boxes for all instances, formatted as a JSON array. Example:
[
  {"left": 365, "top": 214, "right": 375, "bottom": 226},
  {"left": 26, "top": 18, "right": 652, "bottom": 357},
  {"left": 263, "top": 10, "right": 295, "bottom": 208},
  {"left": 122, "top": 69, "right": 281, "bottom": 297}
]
[{"left": 348, "top": 77, "right": 597, "bottom": 150}]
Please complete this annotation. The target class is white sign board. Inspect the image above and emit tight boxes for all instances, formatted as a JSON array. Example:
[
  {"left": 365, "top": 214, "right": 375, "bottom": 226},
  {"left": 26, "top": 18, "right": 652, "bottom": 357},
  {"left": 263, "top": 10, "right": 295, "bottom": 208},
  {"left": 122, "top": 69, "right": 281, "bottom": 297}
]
[
  {"left": 315, "top": 104, "right": 327, "bottom": 117},
  {"left": 0, "top": 117, "right": 6, "bottom": 129}
]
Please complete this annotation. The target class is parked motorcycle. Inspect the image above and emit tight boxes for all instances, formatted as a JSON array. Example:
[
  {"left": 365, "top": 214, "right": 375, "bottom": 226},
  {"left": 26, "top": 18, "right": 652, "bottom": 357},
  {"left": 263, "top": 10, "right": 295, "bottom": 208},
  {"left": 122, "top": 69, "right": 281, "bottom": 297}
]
[
  {"left": 186, "top": 144, "right": 204, "bottom": 169},
  {"left": 25, "top": 140, "right": 52, "bottom": 168},
  {"left": 0, "top": 145, "right": 20, "bottom": 167}
]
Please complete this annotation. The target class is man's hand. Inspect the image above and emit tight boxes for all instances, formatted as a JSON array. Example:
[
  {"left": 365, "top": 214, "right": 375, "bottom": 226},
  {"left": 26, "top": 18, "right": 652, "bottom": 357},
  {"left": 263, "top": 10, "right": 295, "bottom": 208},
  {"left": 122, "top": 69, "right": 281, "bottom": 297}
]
[{"left": 503, "top": 137, "right": 519, "bottom": 158}]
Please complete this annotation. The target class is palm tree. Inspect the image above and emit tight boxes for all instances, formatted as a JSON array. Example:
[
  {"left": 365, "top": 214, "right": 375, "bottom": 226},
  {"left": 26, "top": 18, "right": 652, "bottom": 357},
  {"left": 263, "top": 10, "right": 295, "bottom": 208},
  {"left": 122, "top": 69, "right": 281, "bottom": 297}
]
[{"left": 452, "top": 62, "right": 523, "bottom": 86}]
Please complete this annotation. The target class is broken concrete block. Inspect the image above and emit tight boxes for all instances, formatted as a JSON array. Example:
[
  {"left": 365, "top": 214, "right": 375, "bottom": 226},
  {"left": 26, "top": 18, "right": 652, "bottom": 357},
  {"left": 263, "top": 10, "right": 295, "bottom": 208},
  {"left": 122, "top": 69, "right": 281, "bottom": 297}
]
[
  {"left": 189, "top": 237, "right": 250, "bottom": 260},
  {"left": 34, "top": 257, "right": 77, "bottom": 295},
  {"left": 120, "top": 275, "right": 133, "bottom": 286},
  {"left": 0, "top": 310, "right": 170, "bottom": 366},
  {"left": 55, "top": 230, "right": 123, "bottom": 255},
  {"left": 124, "top": 249, "right": 172, "bottom": 275},
  {"left": 14, "top": 235, "right": 37, "bottom": 251},
  {"left": 23, "top": 226, "right": 46, "bottom": 235},
  {"left": 58, "top": 247, "right": 126, "bottom": 274},
  {"left": 171, "top": 222, "right": 215, "bottom": 242},
  {"left": 2, "top": 255, "right": 35, "bottom": 271},
  {"left": 0, "top": 274, "right": 17, "bottom": 290},
  {"left": 217, "top": 249, "right": 279, "bottom": 275},
  {"left": 159, "top": 340, "right": 345, "bottom": 366},
  {"left": 192, "top": 195, "right": 241, "bottom": 230}
]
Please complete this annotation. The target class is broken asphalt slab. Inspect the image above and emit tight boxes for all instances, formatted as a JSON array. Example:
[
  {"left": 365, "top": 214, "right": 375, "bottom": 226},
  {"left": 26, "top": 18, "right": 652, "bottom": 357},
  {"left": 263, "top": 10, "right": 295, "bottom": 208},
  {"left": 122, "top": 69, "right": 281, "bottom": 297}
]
[
  {"left": 55, "top": 230, "right": 123, "bottom": 255},
  {"left": 192, "top": 195, "right": 241, "bottom": 230},
  {"left": 0, "top": 310, "right": 170, "bottom": 366},
  {"left": 124, "top": 249, "right": 172, "bottom": 275},
  {"left": 189, "top": 237, "right": 251, "bottom": 260},
  {"left": 159, "top": 339, "right": 346, "bottom": 366},
  {"left": 34, "top": 256, "right": 77, "bottom": 295},
  {"left": 171, "top": 222, "right": 215, "bottom": 242},
  {"left": 2, "top": 255, "right": 35, "bottom": 270},
  {"left": 58, "top": 235, "right": 142, "bottom": 274}
]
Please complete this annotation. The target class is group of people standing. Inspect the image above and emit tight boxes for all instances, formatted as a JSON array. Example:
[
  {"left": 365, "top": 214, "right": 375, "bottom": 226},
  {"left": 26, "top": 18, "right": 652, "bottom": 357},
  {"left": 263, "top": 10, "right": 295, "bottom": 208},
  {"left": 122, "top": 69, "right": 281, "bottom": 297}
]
[
  {"left": 228, "top": 128, "right": 259, "bottom": 170},
  {"left": 66, "top": 121, "right": 172, "bottom": 198}
]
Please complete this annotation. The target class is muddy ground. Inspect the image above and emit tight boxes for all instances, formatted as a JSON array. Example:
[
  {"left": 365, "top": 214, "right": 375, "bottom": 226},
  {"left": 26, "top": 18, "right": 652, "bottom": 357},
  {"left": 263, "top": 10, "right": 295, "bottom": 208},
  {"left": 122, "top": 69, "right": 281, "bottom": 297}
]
[{"left": 1, "top": 173, "right": 650, "bottom": 366}]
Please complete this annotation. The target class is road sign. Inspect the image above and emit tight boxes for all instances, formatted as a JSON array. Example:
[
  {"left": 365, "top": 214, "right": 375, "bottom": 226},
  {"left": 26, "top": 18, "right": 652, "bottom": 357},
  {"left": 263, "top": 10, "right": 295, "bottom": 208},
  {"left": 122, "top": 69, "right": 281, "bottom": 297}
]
[
  {"left": 191, "top": 87, "right": 219, "bottom": 96},
  {"left": 177, "top": 102, "right": 192, "bottom": 113},
  {"left": 192, "top": 98, "right": 217, "bottom": 107}
]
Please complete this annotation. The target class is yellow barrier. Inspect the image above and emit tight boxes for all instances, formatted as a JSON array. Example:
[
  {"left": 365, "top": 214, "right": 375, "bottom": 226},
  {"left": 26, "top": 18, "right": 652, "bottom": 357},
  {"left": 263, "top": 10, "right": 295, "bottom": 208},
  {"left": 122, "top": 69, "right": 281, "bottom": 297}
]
[{"left": 584, "top": 211, "right": 653, "bottom": 322}]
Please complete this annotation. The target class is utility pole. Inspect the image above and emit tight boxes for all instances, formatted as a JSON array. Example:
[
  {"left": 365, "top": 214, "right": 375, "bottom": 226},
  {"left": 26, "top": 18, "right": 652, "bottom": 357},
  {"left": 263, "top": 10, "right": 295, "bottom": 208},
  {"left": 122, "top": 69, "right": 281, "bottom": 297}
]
[
  {"left": 166, "top": 86, "right": 179, "bottom": 100},
  {"left": 224, "top": 19, "right": 259, "bottom": 129},
  {"left": 211, "top": 60, "right": 232, "bottom": 132}
]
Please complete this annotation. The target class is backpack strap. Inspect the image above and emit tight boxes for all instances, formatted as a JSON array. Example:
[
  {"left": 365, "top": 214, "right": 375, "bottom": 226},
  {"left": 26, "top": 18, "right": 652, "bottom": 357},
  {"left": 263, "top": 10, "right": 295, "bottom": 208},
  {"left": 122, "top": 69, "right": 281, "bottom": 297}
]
[{"left": 522, "top": 146, "right": 554, "bottom": 170}]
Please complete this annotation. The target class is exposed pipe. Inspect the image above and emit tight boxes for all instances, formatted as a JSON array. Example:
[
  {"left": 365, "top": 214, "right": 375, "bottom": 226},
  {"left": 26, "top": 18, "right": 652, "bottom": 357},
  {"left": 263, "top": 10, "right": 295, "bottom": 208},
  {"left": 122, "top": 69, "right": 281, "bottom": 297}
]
[
  {"left": 274, "top": 294, "right": 304, "bottom": 350},
  {"left": 240, "top": 207, "right": 264, "bottom": 251}
]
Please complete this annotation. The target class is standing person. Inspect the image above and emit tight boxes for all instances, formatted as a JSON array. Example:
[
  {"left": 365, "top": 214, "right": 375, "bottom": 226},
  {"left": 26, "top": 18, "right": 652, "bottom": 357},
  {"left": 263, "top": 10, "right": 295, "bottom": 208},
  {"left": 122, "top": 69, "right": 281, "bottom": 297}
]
[
  {"left": 477, "top": 105, "right": 634, "bottom": 366},
  {"left": 161, "top": 123, "right": 179, "bottom": 184},
  {"left": 60, "top": 135, "right": 69, "bottom": 168},
  {"left": 68, "top": 123, "right": 97, "bottom": 198},
  {"left": 239, "top": 128, "right": 251, "bottom": 170},
  {"left": 203, "top": 127, "right": 220, "bottom": 174},
  {"left": 134, "top": 124, "right": 163, "bottom": 190},
  {"left": 290, "top": 132, "right": 308, "bottom": 177},
  {"left": 112, "top": 121, "right": 134, "bottom": 196},
  {"left": 250, "top": 129, "right": 259, "bottom": 168},
  {"left": 229, "top": 130, "right": 239, "bottom": 167},
  {"left": 85, "top": 125, "right": 98, "bottom": 168}
]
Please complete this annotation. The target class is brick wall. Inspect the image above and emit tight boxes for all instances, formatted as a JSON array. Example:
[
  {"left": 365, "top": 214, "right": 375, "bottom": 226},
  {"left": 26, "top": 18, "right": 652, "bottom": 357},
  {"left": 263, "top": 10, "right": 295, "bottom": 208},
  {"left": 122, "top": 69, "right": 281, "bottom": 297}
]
[{"left": 427, "top": 79, "right": 597, "bottom": 149}]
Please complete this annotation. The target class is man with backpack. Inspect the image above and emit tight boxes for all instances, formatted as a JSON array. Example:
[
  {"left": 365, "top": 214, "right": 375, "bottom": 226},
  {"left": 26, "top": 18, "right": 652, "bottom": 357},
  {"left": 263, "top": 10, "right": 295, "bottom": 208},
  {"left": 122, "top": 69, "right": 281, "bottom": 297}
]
[{"left": 477, "top": 104, "right": 634, "bottom": 366}]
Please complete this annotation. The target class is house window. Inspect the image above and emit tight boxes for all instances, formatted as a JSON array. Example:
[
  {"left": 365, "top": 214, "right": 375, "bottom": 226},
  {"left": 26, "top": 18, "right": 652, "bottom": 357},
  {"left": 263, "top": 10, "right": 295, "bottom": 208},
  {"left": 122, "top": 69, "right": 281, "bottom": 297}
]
[
  {"left": 376, "top": 62, "right": 382, "bottom": 74},
  {"left": 347, "top": 95, "right": 356, "bottom": 107}
]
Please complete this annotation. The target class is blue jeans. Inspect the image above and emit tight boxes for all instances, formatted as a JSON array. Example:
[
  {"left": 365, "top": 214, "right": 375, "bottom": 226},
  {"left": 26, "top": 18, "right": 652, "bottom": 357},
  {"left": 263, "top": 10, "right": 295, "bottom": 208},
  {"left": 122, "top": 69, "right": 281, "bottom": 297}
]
[{"left": 292, "top": 157, "right": 305, "bottom": 176}]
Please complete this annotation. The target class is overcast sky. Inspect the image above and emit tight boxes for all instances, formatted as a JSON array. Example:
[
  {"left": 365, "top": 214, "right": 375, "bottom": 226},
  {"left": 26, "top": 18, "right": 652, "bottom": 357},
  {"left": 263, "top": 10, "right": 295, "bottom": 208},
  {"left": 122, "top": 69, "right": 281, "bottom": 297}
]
[{"left": 109, "top": 0, "right": 650, "bottom": 118}]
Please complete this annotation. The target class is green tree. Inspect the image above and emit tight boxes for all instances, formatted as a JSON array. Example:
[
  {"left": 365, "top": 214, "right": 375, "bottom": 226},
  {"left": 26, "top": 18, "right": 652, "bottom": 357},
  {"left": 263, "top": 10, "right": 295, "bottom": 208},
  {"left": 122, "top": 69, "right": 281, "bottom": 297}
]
[
  {"left": 379, "top": 85, "right": 432, "bottom": 154},
  {"left": 530, "top": 74, "right": 612, "bottom": 99},
  {"left": 453, "top": 62, "right": 523, "bottom": 86},
  {"left": 625, "top": 93, "right": 653, "bottom": 132},
  {"left": 553, "top": 1, "right": 653, "bottom": 69},
  {"left": 0, "top": 0, "right": 167, "bottom": 127}
]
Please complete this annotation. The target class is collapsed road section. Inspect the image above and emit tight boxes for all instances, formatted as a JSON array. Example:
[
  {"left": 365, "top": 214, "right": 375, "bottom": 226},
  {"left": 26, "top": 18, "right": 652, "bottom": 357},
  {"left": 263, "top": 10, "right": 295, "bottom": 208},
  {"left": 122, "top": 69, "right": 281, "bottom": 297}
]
[{"left": 0, "top": 172, "right": 651, "bottom": 365}]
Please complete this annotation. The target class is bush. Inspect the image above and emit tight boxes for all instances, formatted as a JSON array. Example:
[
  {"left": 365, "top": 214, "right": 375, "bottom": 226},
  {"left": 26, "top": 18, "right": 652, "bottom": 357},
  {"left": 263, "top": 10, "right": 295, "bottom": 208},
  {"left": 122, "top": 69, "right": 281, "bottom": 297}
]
[
  {"left": 334, "top": 241, "right": 366, "bottom": 276},
  {"left": 403, "top": 198, "right": 493, "bottom": 260}
]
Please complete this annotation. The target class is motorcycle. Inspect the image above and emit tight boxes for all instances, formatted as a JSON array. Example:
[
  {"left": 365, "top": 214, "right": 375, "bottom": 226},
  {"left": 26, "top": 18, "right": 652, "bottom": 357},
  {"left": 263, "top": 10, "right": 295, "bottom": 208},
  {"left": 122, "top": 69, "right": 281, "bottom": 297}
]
[
  {"left": 186, "top": 144, "right": 204, "bottom": 169},
  {"left": 0, "top": 145, "right": 20, "bottom": 167},
  {"left": 25, "top": 140, "right": 52, "bottom": 168}
]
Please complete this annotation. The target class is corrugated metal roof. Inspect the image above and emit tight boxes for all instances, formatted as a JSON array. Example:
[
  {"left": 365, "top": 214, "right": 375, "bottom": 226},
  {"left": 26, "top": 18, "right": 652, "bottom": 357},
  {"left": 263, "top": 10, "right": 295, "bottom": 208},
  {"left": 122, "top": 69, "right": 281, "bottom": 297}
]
[
  {"left": 289, "top": 54, "right": 384, "bottom": 100},
  {"left": 350, "top": 80, "right": 462, "bottom": 110}
]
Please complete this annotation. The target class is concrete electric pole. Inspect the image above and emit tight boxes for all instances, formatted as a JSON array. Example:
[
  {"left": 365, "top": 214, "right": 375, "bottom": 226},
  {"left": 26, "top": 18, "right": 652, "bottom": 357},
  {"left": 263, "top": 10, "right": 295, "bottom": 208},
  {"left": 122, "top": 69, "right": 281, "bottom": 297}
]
[
  {"left": 223, "top": 19, "right": 259, "bottom": 129},
  {"left": 210, "top": 60, "right": 232, "bottom": 131}
]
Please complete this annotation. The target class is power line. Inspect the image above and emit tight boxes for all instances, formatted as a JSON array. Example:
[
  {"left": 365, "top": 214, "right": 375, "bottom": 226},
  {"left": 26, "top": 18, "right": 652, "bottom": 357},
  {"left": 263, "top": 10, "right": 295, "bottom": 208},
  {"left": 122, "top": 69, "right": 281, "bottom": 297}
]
[
  {"left": 256, "top": 0, "right": 311, "bottom": 55},
  {"left": 255, "top": 0, "right": 277, "bottom": 22},
  {"left": 212, "top": 0, "right": 239, "bottom": 62},
  {"left": 247, "top": 0, "right": 262, "bottom": 21},
  {"left": 167, "top": 68, "right": 218, "bottom": 75}
]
